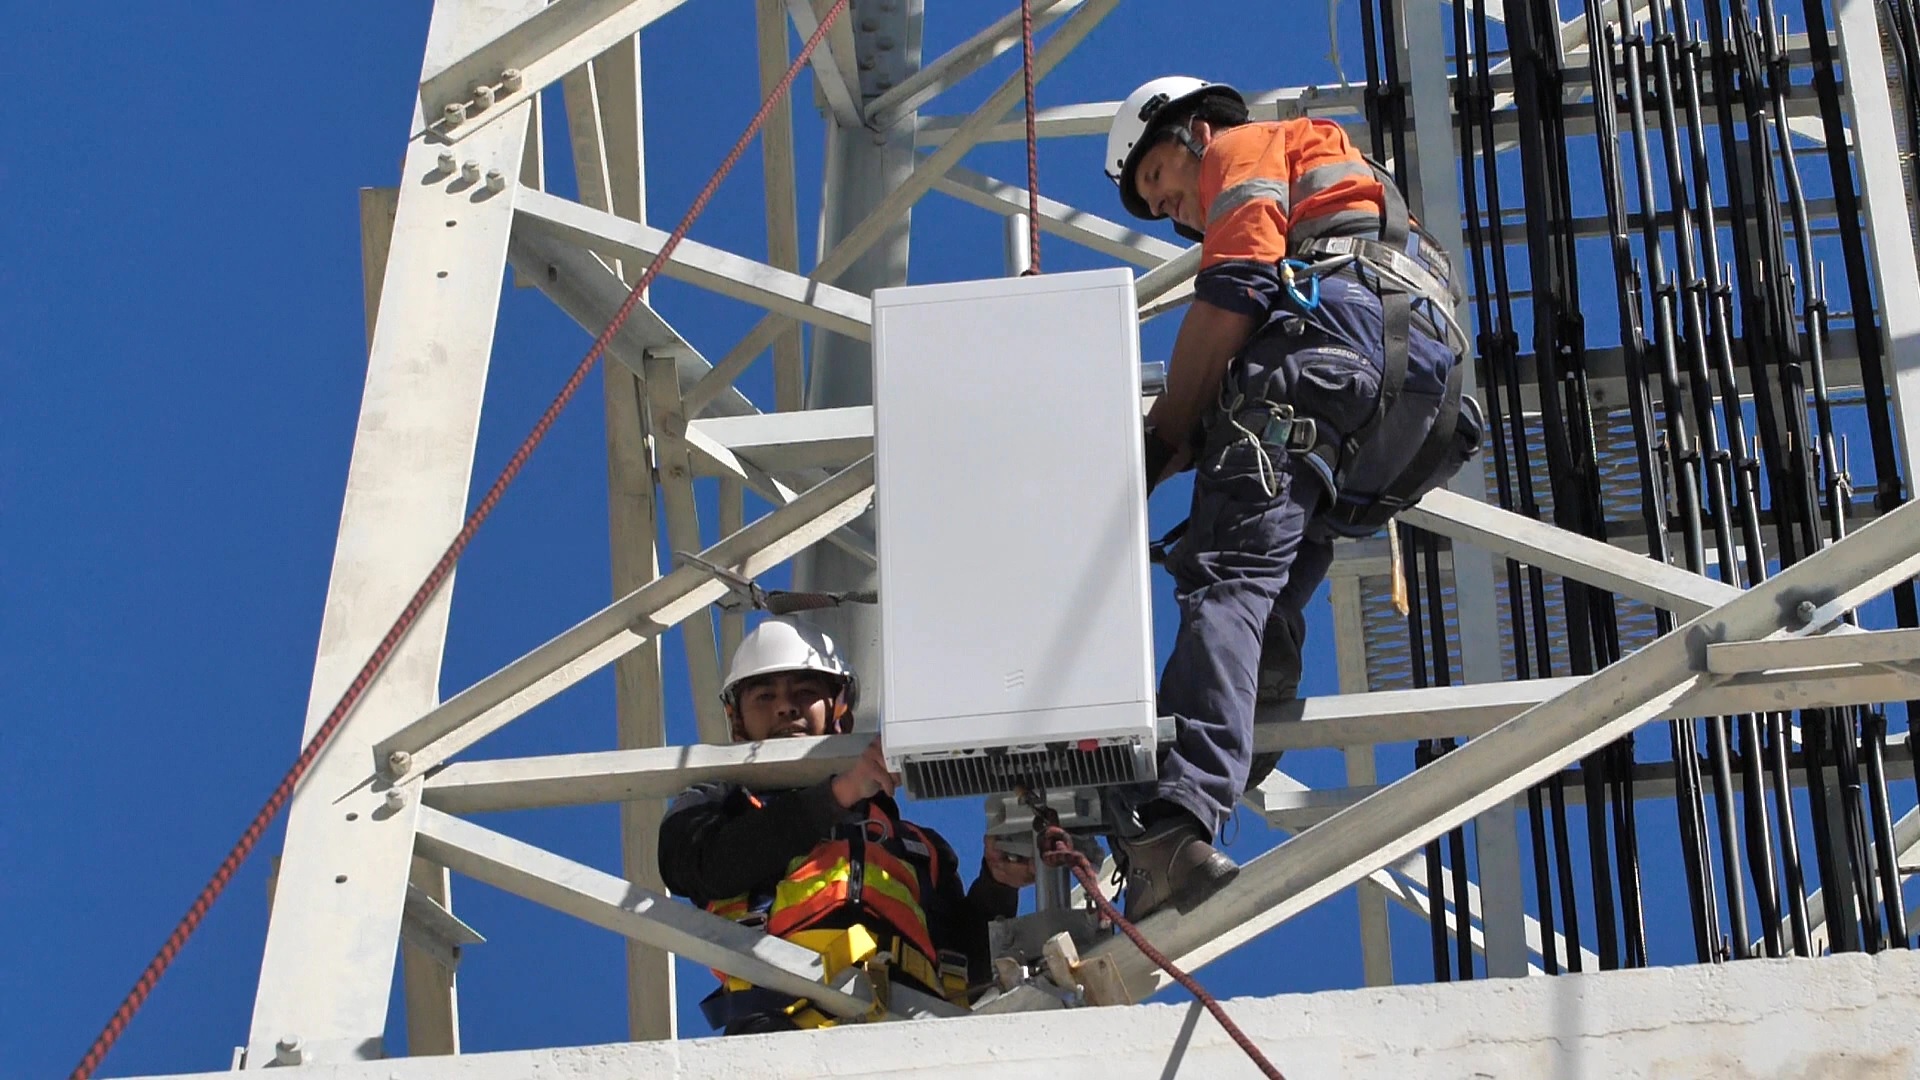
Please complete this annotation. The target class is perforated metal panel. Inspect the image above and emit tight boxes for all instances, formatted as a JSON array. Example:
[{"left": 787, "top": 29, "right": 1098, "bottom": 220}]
[{"left": 1356, "top": 406, "right": 1664, "bottom": 692}]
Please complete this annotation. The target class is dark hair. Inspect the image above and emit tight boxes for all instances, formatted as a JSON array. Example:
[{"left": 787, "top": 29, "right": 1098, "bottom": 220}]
[{"left": 1144, "top": 93, "right": 1251, "bottom": 154}]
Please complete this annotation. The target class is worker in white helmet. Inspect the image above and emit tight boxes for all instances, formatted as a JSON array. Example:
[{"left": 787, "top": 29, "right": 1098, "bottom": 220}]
[
  {"left": 1098, "top": 77, "right": 1482, "bottom": 920},
  {"left": 658, "top": 616, "right": 1032, "bottom": 1034}
]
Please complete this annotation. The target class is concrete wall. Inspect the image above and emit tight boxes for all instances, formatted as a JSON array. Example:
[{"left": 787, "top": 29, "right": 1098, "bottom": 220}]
[{"left": 147, "top": 950, "right": 1920, "bottom": 1079}]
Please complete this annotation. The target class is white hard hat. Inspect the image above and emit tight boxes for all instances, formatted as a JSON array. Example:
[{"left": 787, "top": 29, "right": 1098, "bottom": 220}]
[
  {"left": 1104, "top": 76, "right": 1244, "bottom": 221},
  {"left": 719, "top": 616, "right": 858, "bottom": 712}
]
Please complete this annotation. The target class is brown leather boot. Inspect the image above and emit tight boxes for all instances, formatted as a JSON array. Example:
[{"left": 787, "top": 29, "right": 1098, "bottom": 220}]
[{"left": 1115, "top": 811, "right": 1239, "bottom": 921}]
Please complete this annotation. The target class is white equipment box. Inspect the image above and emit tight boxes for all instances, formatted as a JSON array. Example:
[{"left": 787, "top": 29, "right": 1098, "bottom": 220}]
[{"left": 871, "top": 267, "right": 1159, "bottom": 800}]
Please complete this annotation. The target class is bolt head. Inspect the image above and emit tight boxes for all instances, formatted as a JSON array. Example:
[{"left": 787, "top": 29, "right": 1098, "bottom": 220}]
[
  {"left": 442, "top": 101, "right": 466, "bottom": 126},
  {"left": 500, "top": 68, "right": 524, "bottom": 93},
  {"left": 485, "top": 168, "right": 506, "bottom": 193},
  {"left": 1797, "top": 599, "right": 1819, "bottom": 621},
  {"left": 387, "top": 749, "right": 412, "bottom": 773},
  {"left": 470, "top": 83, "right": 495, "bottom": 109},
  {"left": 436, "top": 151, "right": 456, "bottom": 173},
  {"left": 385, "top": 788, "right": 408, "bottom": 811},
  {"left": 460, "top": 159, "right": 482, "bottom": 183}
]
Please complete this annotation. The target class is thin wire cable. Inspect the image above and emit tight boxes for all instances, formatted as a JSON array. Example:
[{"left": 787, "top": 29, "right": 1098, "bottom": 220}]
[
  {"left": 1020, "top": 0, "right": 1042, "bottom": 273},
  {"left": 1039, "top": 826, "right": 1287, "bottom": 1080},
  {"left": 67, "top": 4, "right": 850, "bottom": 1075}
]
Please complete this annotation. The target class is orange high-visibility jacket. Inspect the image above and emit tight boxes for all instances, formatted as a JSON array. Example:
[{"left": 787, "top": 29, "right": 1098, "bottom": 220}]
[{"left": 1197, "top": 118, "right": 1391, "bottom": 270}]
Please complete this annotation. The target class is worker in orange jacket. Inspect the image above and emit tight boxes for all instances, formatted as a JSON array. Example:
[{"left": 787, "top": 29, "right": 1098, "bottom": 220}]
[
  {"left": 658, "top": 616, "right": 1033, "bottom": 1033},
  {"left": 1101, "top": 78, "right": 1483, "bottom": 919}
]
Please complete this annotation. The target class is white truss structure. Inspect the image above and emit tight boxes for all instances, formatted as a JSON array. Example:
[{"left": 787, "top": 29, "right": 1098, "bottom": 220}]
[{"left": 130, "top": 0, "right": 1920, "bottom": 1071}]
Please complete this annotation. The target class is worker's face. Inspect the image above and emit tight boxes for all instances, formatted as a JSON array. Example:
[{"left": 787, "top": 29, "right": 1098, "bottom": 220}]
[
  {"left": 1132, "top": 120, "right": 1212, "bottom": 234},
  {"left": 729, "top": 671, "right": 843, "bottom": 742}
]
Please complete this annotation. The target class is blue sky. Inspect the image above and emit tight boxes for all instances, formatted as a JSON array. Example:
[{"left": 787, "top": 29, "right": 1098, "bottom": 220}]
[{"left": 5, "top": 2, "right": 1913, "bottom": 1078}]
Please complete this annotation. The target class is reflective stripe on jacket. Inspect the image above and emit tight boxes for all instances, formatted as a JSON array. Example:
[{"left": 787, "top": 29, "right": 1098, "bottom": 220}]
[
  {"left": 1196, "top": 118, "right": 1390, "bottom": 270},
  {"left": 705, "top": 797, "right": 945, "bottom": 982}
]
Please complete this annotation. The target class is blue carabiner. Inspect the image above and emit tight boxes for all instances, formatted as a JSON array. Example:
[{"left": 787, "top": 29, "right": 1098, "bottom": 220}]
[{"left": 1280, "top": 258, "right": 1321, "bottom": 311}]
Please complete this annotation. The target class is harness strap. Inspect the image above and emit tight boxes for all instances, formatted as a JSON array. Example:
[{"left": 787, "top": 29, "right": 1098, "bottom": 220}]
[
  {"left": 1375, "top": 350, "right": 1470, "bottom": 513},
  {"left": 1297, "top": 235, "right": 1471, "bottom": 355}
]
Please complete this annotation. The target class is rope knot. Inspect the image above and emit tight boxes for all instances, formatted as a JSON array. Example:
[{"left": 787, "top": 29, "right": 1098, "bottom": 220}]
[{"left": 1037, "top": 824, "right": 1082, "bottom": 870}]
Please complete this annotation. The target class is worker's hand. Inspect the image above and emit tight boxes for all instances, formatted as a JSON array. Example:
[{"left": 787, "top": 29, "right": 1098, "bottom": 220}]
[
  {"left": 983, "top": 834, "right": 1037, "bottom": 888},
  {"left": 831, "top": 735, "right": 897, "bottom": 808}
]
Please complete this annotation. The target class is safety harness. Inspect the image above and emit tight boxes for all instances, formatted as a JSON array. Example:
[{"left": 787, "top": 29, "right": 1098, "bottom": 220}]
[{"left": 1201, "top": 158, "right": 1475, "bottom": 540}]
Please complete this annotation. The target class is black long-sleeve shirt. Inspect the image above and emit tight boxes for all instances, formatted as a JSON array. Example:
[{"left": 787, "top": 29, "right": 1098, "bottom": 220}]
[{"left": 658, "top": 778, "right": 1020, "bottom": 985}]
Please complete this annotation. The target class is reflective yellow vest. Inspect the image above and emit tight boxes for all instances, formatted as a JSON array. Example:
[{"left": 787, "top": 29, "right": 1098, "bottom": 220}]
[{"left": 705, "top": 795, "right": 963, "bottom": 1008}]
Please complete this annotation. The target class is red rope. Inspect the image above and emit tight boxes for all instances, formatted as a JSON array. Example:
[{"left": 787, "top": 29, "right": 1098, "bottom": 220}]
[
  {"left": 1039, "top": 826, "right": 1288, "bottom": 1080},
  {"left": 67, "top": 4, "right": 850, "bottom": 1076},
  {"left": 1019, "top": 0, "right": 1042, "bottom": 274}
]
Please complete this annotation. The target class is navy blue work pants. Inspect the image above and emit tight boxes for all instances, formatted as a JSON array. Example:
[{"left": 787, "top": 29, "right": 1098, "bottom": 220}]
[{"left": 1140, "top": 295, "right": 1398, "bottom": 838}]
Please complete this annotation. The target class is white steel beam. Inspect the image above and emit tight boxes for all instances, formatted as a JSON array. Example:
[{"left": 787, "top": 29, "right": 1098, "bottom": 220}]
[
  {"left": 1833, "top": 0, "right": 1920, "bottom": 486},
  {"left": 419, "top": 660, "right": 1920, "bottom": 816},
  {"left": 913, "top": 84, "right": 1822, "bottom": 150},
  {"left": 682, "top": 0, "right": 1120, "bottom": 416},
  {"left": 557, "top": 34, "right": 677, "bottom": 1042},
  {"left": 423, "top": 732, "right": 872, "bottom": 812},
  {"left": 506, "top": 228, "right": 875, "bottom": 567},
  {"left": 420, "top": 0, "right": 694, "bottom": 143},
  {"left": 357, "top": 185, "right": 462, "bottom": 1054},
  {"left": 245, "top": 0, "right": 537, "bottom": 1065},
  {"left": 676, "top": 423, "right": 878, "bottom": 567},
  {"left": 508, "top": 227, "right": 758, "bottom": 419},
  {"left": 1706, "top": 627, "right": 1920, "bottom": 674},
  {"left": 1134, "top": 247, "right": 1199, "bottom": 307},
  {"left": 668, "top": 412, "right": 1764, "bottom": 627},
  {"left": 374, "top": 456, "right": 877, "bottom": 779},
  {"left": 864, "top": 0, "right": 1082, "bottom": 129},
  {"left": 1245, "top": 770, "right": 1601, "bottom": 974},
  {"left": 412, "top": 808, "right": 961, "bottom": 1021},
  {"left": 1397, "top": 0, "right": 1527, "bottom": 980},
  {"left": 514, "top": 189, "right": 873, "bottom": 340},
  {"left": 606, "top": 363, "right": 678, "bottom": 1039},
  {"left": 931, "top": 162, "right": 1185, "bottom": 267},
  {"left": 1327, "top": 576, "right": 1394, "bottom": 986},
  {"left": 754, "top": 0, "right": 806, "bottom": 412},
  {"left": 688, "top": 406, "right": 874, "bottom": 474},
  {"left": 1083, "top": 499, "right": 1920, "bottom": 1002},
  {"left": 643, "top": 350, "right": 732, "bottom": 745},
  {"left": 783, "top": 0, "right": 863, "bottom": 129},
  {"left": 1256, "top": 747, "right": 1915, "bottom": 831},
  {"left": 914, "top": 85, "right": 1370, "bottom": 147},
  {"left": 1404, "top": 487, "right": 1738, "bottom": 618},
  {"left": 1789, "top": 806, "right": 1920, "bottom": 955},
  {"left": 719, "top": 477, "right": 746, "bottom": 661},
  {"left": 358, "top": 181, "right": 467, "bottom": 1058}
]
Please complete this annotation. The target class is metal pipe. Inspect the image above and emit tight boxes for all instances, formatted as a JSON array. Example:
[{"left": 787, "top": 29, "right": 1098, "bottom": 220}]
[
  {"left": 1618, "top": 17, "right": 1725, "bottom": 962},
  {"left": 1640, "top": 5, "right": 1754, "bottom": 958},
  {"left": 1584, "top": 10, "right": 1716, "bottom": 963},
  {"left": 1862, "top": 711, "right": 1912, "bottom": 946},
  {"left": 1453, "top": 0, "right": 1571, "bottom": 973}
]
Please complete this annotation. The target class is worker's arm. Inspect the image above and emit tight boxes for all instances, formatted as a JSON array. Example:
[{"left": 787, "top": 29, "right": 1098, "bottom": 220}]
[
  {"left": 657, "top": 780, "right": 845, "bottom": 905},
  {"left": 1144, "top": 299, "right": 1259, "bottom": 482}
]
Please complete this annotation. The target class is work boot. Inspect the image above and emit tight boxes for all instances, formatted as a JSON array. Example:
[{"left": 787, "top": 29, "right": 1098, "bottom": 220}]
[{"left": 1114, "top": 807, "right": 1239, "bottom": 921}]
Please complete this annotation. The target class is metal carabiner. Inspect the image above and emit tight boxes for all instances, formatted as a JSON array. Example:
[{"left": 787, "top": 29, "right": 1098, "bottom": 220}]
[{"left": 1279, "top": 258, "right": 1320, "bottom": 311}]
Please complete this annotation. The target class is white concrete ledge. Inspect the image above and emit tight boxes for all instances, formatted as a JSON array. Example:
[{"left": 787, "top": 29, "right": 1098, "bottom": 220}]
[{"left": 137, "top": 950, "right": 1920, "bottom": 1078}]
